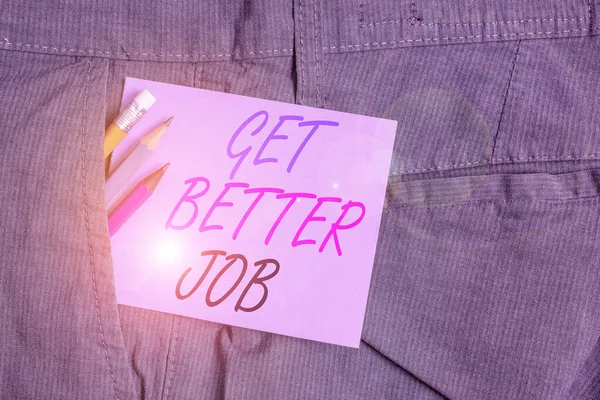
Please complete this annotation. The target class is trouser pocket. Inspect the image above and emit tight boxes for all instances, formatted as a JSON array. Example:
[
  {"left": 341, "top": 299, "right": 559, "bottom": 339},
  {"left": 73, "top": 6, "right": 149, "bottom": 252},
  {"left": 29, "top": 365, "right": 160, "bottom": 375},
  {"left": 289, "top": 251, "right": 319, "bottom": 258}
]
[
  {"left": 0, "top": 51, "right": 137, "bottom": 399},
  {"left": 363, "top": 169, "right": 600, "bottom": 399}
]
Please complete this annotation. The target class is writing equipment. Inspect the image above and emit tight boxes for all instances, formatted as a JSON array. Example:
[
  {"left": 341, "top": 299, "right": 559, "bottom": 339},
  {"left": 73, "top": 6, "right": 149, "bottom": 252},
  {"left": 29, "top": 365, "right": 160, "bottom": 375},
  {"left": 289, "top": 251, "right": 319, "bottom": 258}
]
[
  {"left": 104, "top": 89, "right": 156, "bottom": 159},
  {"left": 108, "top": 163, "right": 170, "bottom": 237},
  {"left": 106, "top": 116, "right": 173, "bottom": 210}
]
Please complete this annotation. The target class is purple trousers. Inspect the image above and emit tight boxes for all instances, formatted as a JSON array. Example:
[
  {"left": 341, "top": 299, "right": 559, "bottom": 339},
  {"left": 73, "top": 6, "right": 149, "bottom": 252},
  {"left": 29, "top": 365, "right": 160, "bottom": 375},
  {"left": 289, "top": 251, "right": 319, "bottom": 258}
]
[{"left": 1, "top": 0, "right": 600, "bottom": 399}]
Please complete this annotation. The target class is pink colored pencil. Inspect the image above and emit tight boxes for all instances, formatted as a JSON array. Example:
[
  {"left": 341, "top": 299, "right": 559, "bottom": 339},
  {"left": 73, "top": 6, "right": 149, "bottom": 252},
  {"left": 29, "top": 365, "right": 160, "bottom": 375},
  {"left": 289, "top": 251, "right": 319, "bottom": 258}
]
[{"left": 108, "top": 163, "right": 170, "bottom": 237}]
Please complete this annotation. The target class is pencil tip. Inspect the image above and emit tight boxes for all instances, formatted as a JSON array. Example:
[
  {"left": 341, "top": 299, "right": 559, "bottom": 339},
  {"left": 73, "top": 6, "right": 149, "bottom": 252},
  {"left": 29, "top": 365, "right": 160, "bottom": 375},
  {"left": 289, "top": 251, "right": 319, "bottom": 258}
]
[
  {"left": 141, "top": 119, "right": 171, "bottom": 149},
  {"left": 145, "top": 163, "right": 171, "bottom": 190}
]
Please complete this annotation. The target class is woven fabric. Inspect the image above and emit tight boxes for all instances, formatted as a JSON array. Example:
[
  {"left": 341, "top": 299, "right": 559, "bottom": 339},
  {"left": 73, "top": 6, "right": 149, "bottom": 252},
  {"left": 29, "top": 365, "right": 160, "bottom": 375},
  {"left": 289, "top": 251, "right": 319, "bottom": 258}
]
[{"left": 2, "top": 1, "right": 600, "bottom": 399}]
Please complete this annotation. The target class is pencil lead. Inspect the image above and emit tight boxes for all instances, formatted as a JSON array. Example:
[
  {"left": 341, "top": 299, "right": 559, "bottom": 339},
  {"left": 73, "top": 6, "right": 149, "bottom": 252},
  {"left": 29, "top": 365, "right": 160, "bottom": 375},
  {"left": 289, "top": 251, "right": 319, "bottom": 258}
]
[
  {"left": 142, "top": 120, "right": 171, "bottom": 149},
  {"left": 145, "top": 163, "right": 171, "bottom": 190}
]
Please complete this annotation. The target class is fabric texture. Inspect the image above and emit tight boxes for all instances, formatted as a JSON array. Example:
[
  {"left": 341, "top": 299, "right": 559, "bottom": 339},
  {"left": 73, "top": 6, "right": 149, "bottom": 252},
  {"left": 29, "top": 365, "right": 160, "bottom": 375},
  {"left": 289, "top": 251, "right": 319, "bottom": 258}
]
[{"left": 2, "top": 1, "right": 600, "bottom": 399}]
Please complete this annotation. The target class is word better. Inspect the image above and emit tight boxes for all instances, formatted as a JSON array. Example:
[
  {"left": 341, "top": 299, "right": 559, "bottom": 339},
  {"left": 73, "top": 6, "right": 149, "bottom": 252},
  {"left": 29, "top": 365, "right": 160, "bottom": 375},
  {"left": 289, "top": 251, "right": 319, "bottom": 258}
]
[{"left": 166, "top": 177, "right": 366, "bottom": 256}]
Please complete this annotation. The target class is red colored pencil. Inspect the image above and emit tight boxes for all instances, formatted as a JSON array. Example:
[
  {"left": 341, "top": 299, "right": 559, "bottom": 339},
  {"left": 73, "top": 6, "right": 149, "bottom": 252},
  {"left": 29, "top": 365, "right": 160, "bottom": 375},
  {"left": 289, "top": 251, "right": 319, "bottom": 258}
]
[{"left": 108, "top": 163, "right": 170, "bottom": 237}]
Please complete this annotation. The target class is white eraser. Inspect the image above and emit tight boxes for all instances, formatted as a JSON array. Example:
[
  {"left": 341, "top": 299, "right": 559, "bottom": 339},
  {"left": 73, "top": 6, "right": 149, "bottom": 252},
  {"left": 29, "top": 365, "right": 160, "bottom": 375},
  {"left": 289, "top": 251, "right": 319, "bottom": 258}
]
[{"left": 134, "top": 89, "right": 156, "bottom": 109}]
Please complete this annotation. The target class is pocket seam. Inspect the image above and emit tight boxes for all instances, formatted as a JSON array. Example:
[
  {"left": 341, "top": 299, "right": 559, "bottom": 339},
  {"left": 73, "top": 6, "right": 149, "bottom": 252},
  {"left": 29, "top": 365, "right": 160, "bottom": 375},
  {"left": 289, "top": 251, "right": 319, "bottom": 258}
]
[
  {"left": 359, "top": 16, "right": 586, "bottom": 29},
  {"left": 396, "top": 153, "right": 600, "bottom": 175},
  {"left": 386, "top": 168, "right": 600, "bottom": 209},
  {"left": 324, "top": 27, "right": 597, "bottom": 52},
  {"left": 79, "top": 57, "right": 123, "bottom": 400},
  {"left": 385, "top": 195, "right": 600, "bottom": 211}
]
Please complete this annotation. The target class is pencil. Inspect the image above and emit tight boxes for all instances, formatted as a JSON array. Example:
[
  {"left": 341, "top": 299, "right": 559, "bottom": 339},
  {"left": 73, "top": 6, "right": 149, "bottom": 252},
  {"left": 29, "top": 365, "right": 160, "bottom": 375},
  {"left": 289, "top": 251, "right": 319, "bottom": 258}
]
[
  {"left": 104, "top": 89, "right": 156, "bottom": 159},
  {"left": 105, "top": 116, "right": 173, "bottom": 209},
  {"left": 108, "top": 163, "right": 170, "bottom": 237}
]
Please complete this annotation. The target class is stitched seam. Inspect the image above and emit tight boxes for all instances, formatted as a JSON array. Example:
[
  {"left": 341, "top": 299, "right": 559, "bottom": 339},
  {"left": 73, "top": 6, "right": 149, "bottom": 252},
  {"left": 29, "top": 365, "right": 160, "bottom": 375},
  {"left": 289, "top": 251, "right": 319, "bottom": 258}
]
[
  {"left": 80, "top": 58, "right": 121, "bottom": 400},
  {"left": 162, "top": 316, "right": 181, "bottom": 400},
  {"left": 298, "top": 0, "right": 306, "bottom": 104},
  {"left": 358, "top": 2, "right": 365, "bottom": 25},
  {"left": 313, "top": 0, "right": 321, "bottom": 106},
  {"left": 361, "top": 340, "right": 452, "bottom": 399},
  {"left": 360, "top": 16, "right": 586, "bottom": 28},
  {"left": 0, "top": 40, "right": 292, "bottom": 58},
  {"left": 398, "top": 154, "right": 600, "bottom": 174},
  {"left": 192, "top": 62, "right": 197, "bottom": 88},
  {"left": 324, "top": 27, "right": 598, "bottom": 50},
  {"left": 491, "top": 40, "right": 521, "bottom": 160},
  {"left": 410, "top": 1, "right": 418, "bottom": 19},
  {"left": 387, "top": 195, "right": 600, "bottom": 210}
]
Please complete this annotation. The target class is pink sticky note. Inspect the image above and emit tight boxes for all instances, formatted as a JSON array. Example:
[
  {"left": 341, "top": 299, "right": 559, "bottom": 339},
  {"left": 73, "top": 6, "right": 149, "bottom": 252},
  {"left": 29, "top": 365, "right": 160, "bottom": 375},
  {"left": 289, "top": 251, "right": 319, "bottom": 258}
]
[{"left": 110, "top": 77, "right": 397, "bottom": 348}]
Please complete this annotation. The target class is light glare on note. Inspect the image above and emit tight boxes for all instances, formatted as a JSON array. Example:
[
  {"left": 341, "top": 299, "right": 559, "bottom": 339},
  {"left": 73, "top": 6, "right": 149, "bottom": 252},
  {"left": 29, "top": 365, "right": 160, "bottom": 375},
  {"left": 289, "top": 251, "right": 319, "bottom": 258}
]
[{"left": 155, "top": 240, "right": 182, "bottom": 265}]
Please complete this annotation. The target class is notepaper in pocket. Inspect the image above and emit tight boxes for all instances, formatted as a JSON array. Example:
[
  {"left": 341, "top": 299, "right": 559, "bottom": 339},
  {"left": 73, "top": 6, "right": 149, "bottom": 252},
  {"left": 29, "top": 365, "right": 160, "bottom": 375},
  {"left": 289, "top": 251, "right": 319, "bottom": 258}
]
[{"left": 110, "top": 77, "right": 397, "bottom": 347}]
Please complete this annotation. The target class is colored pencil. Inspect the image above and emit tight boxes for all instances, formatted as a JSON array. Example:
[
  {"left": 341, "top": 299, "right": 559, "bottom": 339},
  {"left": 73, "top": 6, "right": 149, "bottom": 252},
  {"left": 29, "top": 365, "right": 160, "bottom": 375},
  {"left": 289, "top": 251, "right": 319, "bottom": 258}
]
[
  {"left": 108, "top": 163, "right": 170, "bottom": 237},
  {"left": 104, "top": 89, "right": 156, "bottom": 159},
  {"left": 105, "top": 116, "right": 173, "bottom": 210}
]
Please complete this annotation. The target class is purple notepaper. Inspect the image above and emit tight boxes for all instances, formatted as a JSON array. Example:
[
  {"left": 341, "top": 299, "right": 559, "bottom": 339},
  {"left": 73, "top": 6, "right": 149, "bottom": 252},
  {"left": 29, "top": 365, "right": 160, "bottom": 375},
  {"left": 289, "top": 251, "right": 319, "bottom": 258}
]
[{"left": 111, "top": 77, "right": 397, "bottom": 347}]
